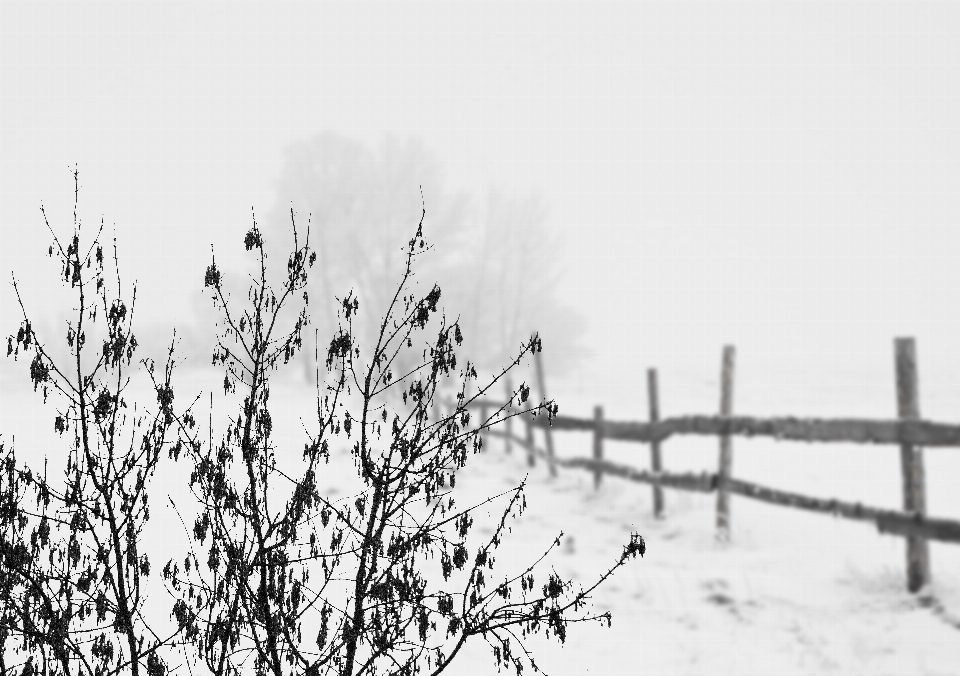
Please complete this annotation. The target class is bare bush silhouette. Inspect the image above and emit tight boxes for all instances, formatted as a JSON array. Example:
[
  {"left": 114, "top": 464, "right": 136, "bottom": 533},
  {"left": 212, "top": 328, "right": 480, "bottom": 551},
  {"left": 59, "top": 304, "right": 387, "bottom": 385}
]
[
  {"left": 163, "top": 191, "right": 644, "bottom": 675},
  {"left": 2, "top": 173, "right": 644, "bottom": 676},
  {"left": 1, "top": 169, "right": 189, "bottom": 676}
]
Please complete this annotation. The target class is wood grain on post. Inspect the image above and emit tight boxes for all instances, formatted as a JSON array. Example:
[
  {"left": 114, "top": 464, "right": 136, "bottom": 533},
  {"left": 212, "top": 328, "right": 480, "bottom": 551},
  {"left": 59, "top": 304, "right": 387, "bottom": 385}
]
[
  {"left": 533, "top": 347, "right": 558, "bottom": 477},
  {"left": 505, "top": 377, "right": 513, "bottom": 454},
  {"left": 593, "top": 405, "right": 604, "bottom": 490},
  {"left": 895, "top": 337, "right": 931, "bottom": 593},
  {"left": 647, "top": 368, "right": 665, "bottom": 518},
  {"left": 716, "top": 345, "right": 735, "bottom": 541}
]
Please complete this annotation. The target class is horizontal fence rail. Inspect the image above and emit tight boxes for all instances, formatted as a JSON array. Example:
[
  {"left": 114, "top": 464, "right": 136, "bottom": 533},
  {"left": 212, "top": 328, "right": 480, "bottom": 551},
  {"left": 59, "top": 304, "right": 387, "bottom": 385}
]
[
  {"left": 479, "top": 429, "right": 960, "bottom": 545},
  {"left": 504, "top": 410, "right": 960, "bottom": 447},
  {"left": 440, "top": 398, "right": 960, "bottom": 453},
  {"left": 436, "top": 337, "right": 958, "bottom": 594}
]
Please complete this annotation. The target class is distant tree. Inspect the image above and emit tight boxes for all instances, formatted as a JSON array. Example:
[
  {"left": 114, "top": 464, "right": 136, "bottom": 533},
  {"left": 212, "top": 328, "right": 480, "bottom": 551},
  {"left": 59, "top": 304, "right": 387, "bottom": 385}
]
[
  {"left": 455, "top": 185, "right": 592, "bottom": 383},
  {"left": 1, "top": 170, "right": 188, "bottom": 676},
  {"left": 265, "top": 132, "right": 472, "bottom": 388},
  {"left": 162, "top": 198, "right": 645, "bottom": 676}
]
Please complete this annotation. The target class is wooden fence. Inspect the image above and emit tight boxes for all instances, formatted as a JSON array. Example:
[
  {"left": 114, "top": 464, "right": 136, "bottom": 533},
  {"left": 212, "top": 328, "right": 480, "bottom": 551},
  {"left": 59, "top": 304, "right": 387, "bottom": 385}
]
[{"left": 437, "top": 338, "right": 960, "bottom": 594}]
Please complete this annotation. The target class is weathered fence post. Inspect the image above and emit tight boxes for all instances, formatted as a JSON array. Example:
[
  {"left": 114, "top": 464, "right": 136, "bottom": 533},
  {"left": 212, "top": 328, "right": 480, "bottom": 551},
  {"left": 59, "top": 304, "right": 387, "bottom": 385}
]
[
  {"left": 716, "top": 345, "right": 736, "bottom": 541},
  {"left": 895, "top": 337, "right": 930, "bottom": 593},
  {"left": 505, "top": 377, "right": 513, "bottom": 454},
  {"left": 525, "top": 408, "right": 536, "bottom": 467},
  {"left": 593, "top": 405, "right": 604, "bottom": 490},
  {"left": 647, "top": 368, "right": 665, "bottom": 518},
  {"left": 533, "top": 347, "right": 557, "bottom": 478},
  {"left": 478, "top": 402, "right": 488, "bottom": 452}
]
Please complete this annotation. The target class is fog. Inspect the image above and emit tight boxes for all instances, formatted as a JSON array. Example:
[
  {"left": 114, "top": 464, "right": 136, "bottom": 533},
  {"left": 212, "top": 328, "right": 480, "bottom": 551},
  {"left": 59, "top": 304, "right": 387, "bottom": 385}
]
[
  {"left": 4, "top": 2, "right": 960, "bottom": 398},
  {"left": 2, "top": 2, "right": 960, "bottom": 673}
]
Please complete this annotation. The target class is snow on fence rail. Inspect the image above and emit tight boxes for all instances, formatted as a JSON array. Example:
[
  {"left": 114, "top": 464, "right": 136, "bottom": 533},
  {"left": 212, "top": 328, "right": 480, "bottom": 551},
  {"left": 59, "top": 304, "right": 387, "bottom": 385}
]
[
  {"left": 526, "top": 413, "right": 960, "bottom": 447},
  {"left": 438, "top": 337, "right": 956, "bottom": 594}
]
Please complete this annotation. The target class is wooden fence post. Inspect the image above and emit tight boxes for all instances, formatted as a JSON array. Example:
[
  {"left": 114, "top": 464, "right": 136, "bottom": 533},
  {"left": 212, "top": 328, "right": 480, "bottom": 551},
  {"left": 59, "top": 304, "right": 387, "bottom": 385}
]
[
  {"left": 593, "top": 405, "right": 604, "bottom": 490},
  {"left": 647, "top": 368, "right": 664, "bottom": 518},
  {"left": 525, "top": 409, "right": 536, "bottom": 467},
  {"left": 505, "top": 377, "right": 513, "bottom": 454},
  {"left": 479, "top": 402, "right": 488, "bottom": 452},
  {"left": 716, "top": 345, "right": 736, "bottom": 541},
  {"left": 895, "top": 337, "right": 930, "bottom": 593},
  {"left": 533, "top": 348, "right": 557, "bottom": 478}
]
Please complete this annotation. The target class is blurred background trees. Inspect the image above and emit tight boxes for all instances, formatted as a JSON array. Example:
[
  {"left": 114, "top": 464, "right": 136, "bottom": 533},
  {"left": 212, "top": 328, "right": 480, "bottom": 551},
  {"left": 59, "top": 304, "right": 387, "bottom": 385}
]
[
  {"left": 452, "top": 182, "right": 594, "bottom": 398},
  {"left": 111, "top": 130, "right": 591, "bottom": 397},
  {"left": 262, "top": 131, "right": 471, "bottom": 387},
  {"left": 260, "top": 130, "right": 591, "bottom": 392}
]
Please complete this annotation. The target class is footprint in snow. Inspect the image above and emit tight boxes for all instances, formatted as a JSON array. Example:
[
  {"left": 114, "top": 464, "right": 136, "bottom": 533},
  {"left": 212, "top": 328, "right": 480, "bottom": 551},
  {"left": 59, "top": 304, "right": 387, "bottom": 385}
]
[{"left": 701, "top": 579, "right": 742, "bottom": 619}]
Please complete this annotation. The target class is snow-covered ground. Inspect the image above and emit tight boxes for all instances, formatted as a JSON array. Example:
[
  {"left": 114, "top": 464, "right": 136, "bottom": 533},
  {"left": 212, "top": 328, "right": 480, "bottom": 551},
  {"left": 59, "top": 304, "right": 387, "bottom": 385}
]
[{"left": 2, "top": 365, "right": 959, "bottom": 675}]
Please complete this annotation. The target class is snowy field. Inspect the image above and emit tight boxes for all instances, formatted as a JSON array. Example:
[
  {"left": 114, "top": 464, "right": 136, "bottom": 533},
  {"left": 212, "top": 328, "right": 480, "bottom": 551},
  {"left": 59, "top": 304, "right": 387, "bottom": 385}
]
[{"left": 2, "top": 364, "right": 959, "bottom": 675}]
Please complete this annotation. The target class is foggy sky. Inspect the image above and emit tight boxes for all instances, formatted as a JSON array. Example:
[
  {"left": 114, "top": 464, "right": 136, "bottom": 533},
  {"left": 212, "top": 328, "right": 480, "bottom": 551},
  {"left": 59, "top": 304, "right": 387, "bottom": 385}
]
[{"left": 3, "top": 1, "right": 960, "bottom": 402}]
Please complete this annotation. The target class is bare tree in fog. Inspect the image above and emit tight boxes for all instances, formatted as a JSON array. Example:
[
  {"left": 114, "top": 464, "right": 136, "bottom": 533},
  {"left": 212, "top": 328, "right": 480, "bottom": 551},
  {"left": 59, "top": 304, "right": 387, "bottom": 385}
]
[
  {"left": 266, "top": 132, "right": 471, "bottom": 389},
  {"left": 457, "top": 186, "right": 592, "bottom": 380}
]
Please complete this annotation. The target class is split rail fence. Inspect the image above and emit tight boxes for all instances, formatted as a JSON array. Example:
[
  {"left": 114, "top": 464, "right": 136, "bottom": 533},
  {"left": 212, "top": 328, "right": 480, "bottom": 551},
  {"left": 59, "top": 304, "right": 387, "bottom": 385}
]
[{"left": 437, "top": 337, "right": 960, "bottom": 594}]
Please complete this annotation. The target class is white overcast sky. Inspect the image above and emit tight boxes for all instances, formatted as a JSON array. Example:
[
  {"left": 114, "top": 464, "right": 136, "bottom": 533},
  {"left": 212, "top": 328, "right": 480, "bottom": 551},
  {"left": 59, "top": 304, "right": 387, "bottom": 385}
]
[{"left": 2, "top": 1, "right": 960, "bottom": 400}]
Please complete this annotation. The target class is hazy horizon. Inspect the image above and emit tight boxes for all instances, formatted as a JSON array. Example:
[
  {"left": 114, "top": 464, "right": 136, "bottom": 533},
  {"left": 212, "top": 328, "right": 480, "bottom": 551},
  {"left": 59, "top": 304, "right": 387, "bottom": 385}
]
[{"left": 3, "top": 1, "right": 960, "bottom": 407}]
